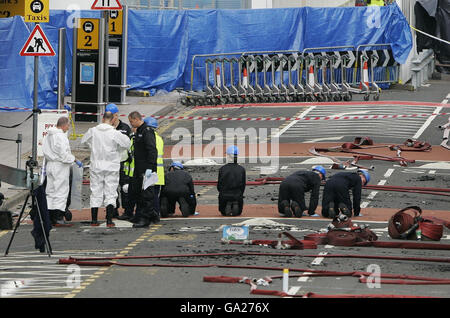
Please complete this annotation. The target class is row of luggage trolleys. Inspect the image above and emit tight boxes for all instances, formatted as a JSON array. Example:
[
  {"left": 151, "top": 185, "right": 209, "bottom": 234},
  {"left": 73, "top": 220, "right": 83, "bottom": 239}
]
[{"left": 182, "top": 45, "right": 398, "bottom": 106}]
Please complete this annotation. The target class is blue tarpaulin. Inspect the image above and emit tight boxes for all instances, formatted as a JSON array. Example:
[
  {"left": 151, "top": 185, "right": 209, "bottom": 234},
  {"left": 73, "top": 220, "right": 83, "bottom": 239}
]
[{"left": 0, "top": 4, "right": 412, "bottom": 111}]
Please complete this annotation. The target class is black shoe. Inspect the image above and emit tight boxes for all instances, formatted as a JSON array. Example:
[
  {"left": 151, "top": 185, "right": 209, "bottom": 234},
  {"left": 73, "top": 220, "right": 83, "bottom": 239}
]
[
  {"left": 106, "top": 205, "right": 115, "bottom": 228},
  {"left": 231, "top": 201, "right": 240, "bottom": 216},
  {"left": 291, "top": 201, "right": 302, "bottom": 218},
  {"left": 64, "top": 209, "right": 72, "bottom": 221},
  {"left": 54, "top": 210, "right": 72, "bottom": 227},
  {"left": 90, "top": 208, "right": 99, "bottom": 226},
  {"left": 328, "top": 202, "right": 336, "bottom": 219},
  {"left": 179, "top": 197, "right": 191, "bottom": 217},
  {"left": 132, "top": 220, "right": 150, "bottom": 228},
  {"left": 338, "top": 203, "right": 351, "bottom": 218},
  {"left": 279, "top": 200, "right": 292, "bottom": 217},
  {"left": 224, "top": 202, "right": 233, "bottom": 216},
  {"left": 150, "top": 213, "right": 160, "bottom": 224},
  {"left": 117, "top": 213, "right": 133, "bottom": 221}
]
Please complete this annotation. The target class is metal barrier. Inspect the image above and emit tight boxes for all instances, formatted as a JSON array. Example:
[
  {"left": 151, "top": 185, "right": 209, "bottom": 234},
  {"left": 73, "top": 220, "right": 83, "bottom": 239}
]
[{"left": 182, "top": 44, "right": 398, "bottom": 106}]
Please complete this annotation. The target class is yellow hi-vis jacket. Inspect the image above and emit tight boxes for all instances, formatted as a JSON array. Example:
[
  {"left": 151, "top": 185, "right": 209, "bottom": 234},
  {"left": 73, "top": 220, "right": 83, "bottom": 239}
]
[
  {"left": 123, "top": 137, "right": 135, "bottom": 177},
  {"left": 155, "top": 132, "right": 165, "bottom": 186},
  {"left": 368, "top": 0, "right": 384, "bottom": 5}
]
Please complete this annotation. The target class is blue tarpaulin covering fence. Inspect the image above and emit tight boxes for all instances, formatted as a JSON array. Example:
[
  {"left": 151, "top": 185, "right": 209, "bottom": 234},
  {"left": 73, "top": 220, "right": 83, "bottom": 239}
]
[{"left": 0, "top": 4, "right": 412, "bottom": 111}]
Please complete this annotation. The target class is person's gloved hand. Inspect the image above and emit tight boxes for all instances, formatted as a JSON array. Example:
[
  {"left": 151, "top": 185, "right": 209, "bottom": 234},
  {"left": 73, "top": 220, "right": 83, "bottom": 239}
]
[
  {"left": 75, "top": 160, "right": 83, "bottom": 168},
  {"left": 122, "top": 184, "right": 129, "bottom": 194}
]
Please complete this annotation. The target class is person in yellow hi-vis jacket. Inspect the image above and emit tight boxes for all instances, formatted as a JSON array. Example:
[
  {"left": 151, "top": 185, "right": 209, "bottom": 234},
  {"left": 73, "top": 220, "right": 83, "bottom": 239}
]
[
  {"left": 144, "top": 117, "right": 165, "bottom": 216},
  {"left": 367, "top": 0, "right": 384, "bottom": 5}
]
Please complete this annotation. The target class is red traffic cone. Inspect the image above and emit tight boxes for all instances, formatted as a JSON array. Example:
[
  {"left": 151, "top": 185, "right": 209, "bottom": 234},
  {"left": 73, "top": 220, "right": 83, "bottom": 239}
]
[
  {"left": 216, "top": 67, "right": 221, "bottom": 87},
  {"left": 308, "top": 65, "right": 315, "bottom": 87},
  {"left": 360, "top": 61, "right": 369, "bottom": 89},
  {"left": 243, "top": 68, "right": 248, "bottom": 88}
]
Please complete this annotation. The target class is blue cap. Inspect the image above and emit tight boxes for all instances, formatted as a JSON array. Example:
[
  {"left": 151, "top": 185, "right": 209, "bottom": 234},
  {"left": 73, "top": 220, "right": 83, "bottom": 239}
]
[
  {"left": 358, "top": 169, "right": 370, "bottom": 185},
  {"left": 170, "top": 161, "right": 184, "bottom": 170},
  {"left": 312, "top": 165, "right": 326, "bottom": 179},
  {"left": 226, "top": 145, "right": 239, "bottom": 156},
  {"left": 105, "top": 103, "right": 119, "bottom": 114},
  {"left": 144, "top": 117, "right": 158, "bottom": 128}
]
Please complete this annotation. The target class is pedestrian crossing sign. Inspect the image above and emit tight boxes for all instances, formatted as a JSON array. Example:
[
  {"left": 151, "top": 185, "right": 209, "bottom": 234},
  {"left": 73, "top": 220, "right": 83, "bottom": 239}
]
[{"left": 20, "top": 24, "right": 55, "bottom": 57}]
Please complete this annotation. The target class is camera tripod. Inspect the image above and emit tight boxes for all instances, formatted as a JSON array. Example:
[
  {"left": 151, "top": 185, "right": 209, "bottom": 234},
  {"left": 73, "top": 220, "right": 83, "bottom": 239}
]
[{"left": 4, "top": 158, "right": 52, "bottom": 257}]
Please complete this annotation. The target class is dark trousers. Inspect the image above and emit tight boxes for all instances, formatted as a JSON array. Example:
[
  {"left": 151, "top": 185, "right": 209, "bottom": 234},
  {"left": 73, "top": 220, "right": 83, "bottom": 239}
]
[
  {"left": 277, "top": 180, "right": 306, "bottom": 214},
  {"left": 116, "top": 169, "right": 130, "bottom": 213},
  {"left": 160, "top": 192, "right": 196, "bottom": 217},
  {"left": 32, "top": 181, "right": 52, "bottom": 252},
  {"left": 132, "top": 176, "right": 158, "bottom": 223},
  {"left": 218, "top": 191, "right": 243, "bottom": 216},
  {"left": 321, "top": 183, "right": 353, "bottom": 217}
]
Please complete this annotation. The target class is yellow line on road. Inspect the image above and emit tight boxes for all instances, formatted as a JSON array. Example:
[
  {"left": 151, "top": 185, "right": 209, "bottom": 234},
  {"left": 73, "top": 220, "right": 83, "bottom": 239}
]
[
  {"left": 64, "top": 224, "right": 162, "bottom": 298},
  {"left": 0, "top": 230, "right": 9, "bottom": 239}
]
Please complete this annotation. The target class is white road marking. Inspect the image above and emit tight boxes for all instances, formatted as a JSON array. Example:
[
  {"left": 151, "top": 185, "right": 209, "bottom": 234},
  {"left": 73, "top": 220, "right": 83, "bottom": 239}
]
[
  {"left": 288, "top": 286, "right": 301, "bottom": 295},
  {"left": 412, "top": 106, "right": 443, "bottom": 139},
  {"left": 311, "top": 252, "right": 328, "bottom": 266},
  {"left": 383, "top": 168, "right": 395, "bottom": 178},
  {"left": 274, "top": 106, "right": 316, "bottom": 138}
]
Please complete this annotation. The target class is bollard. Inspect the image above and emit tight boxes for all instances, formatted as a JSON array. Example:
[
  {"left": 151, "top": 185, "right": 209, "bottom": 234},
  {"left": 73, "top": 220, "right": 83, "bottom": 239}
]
[{"left": 282, "top": 268, "right": 289, "bottom": 293}]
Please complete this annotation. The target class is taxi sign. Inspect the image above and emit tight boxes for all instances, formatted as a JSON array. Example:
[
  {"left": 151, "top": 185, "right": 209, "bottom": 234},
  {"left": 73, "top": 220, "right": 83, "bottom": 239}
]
[
  {"left": 24, "top": 0, "right": 49, "bottom": 23},
  {"left": 20, "top": 24, "right": 55, "bottom": 57},
  {"left": 109, "top": 10, "right": 123, "bottom": 35},
  {"left": 77, "top": 18, "right": 100, "bottom": 50}
]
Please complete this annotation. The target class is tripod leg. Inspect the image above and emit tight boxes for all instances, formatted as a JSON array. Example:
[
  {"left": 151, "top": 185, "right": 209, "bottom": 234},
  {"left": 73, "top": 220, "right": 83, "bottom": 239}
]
[
  {"left": 4, "top": 194, "right": 30, "bottom": 256},
  {"left": 33, "top": 194, "right": 52, "bottom": 257}
]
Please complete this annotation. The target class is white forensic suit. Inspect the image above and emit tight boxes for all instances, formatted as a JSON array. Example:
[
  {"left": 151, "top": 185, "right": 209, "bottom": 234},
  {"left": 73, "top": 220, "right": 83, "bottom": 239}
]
[
  {"left": 81, "top": 123, "right": 130, "bottom": 208},
  {"left": 42, "top": 127, "right": 75, "bottom": 211}
]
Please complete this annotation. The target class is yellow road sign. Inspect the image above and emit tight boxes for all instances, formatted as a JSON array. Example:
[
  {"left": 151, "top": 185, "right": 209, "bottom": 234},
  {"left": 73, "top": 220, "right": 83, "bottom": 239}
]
[
  {"left": 0, "top": 0, "right": 25, "bottom": 19},
  {"left": 24, "top": 0, "right": 49, "bottom": 23},
  {"left": 77, "top": 18, "right": 100, "bottom": 51},
  {"left": 108, "top": 10, "right": 123, "bottom": 35}
]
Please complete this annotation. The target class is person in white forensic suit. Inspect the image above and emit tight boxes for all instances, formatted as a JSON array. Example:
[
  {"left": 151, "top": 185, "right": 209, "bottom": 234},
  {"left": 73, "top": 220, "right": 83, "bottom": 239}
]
[
  {"left": 42, "top": 117, "right": 83, "bottom": 226},
  {"left": 81, "top": 112, "right": 130, "bottom": 227}
]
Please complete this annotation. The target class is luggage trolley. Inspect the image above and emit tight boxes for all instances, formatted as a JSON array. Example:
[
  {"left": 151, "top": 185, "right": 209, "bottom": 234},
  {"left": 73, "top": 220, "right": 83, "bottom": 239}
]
[
  {"left": 219, "top": 58, "right": 232, "bottom": 104},
  {"left": 228, "top": 57, "right": 240, "bottom": 104},
  {"left": 329, "top": 53, "right": 343, "bottom": 101},
  {"left": 356, "top": 43, "right": 389, "bottom": 101},
  {"left": 340, "top": 53, "right": 354, "bottom": 101},
  {"left": 270, "top": 55, "right": 281, "bottom": 102},
  {"left": 304, "top": 54, "right": 323, "bottom": 102},
  {"left": 292, "top": 54, "right": 306, "bottom": 101},
  {"left": 278, "top": 55, "right": 290, "bottom": 102},
  {"left": 318, "top": 54, "right": 332, "bottom": 102},
  {"left": 236, "top": 56, "right": 248, "bottom": 103},
  {"left": 203, "top": 58, "right": 216, "bottom": 105},
  {"left": 262, "top": 55, "right": 274, "bottom": 102},
  {"left": 253, "top": 55, "right": 265, "bottom": 102},
  {"left": 244, "top": 55, "right": 257, "bottom": 103}
]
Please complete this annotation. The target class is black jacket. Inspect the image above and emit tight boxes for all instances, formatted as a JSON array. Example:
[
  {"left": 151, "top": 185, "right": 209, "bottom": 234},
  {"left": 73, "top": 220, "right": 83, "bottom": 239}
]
[
  {"left": 217, "top": 163, "right": 246, "bottom": 196},
  {"left": 116, "top": 120, "right": 131, "bottom": 137},
  {"left": 283, "top": 171, "right": 321, "bottom": 214},
  {"left": 133, "top": 122, "right": 157, "bottom": 177},
  {"left": 325, "top": 172, "right": 362, "bottom": 214},
  {"left": 161, "top": 170, "right": 195, "bottom": 198}
]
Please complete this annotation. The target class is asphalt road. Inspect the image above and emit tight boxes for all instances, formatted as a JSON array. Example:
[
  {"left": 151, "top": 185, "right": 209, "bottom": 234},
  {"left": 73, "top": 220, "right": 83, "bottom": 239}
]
[{"left": 0, "top": 79, "right": 449, "bottom": 304}]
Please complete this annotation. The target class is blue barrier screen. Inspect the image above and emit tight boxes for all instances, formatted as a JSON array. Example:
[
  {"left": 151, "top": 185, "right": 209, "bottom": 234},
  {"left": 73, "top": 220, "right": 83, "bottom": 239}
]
[{"left": 0, "top": 4, "right": 412, "bottom": 111}]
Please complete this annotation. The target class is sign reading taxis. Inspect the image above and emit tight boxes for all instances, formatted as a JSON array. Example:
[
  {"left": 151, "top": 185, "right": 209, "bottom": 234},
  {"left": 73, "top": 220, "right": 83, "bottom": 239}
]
[
  {"left": 24, "top": 0, "right": 49, "bottom": 23},
  {"left": 77, "top": 18, "right": 100, "bottom": 50}
]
